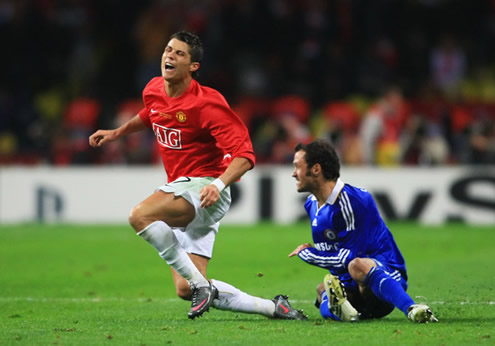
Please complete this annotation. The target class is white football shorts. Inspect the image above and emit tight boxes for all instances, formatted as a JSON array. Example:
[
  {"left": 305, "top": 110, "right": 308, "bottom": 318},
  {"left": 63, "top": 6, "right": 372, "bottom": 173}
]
[{"left": 157, "top": 176, "right": 232, "bottom": 259}]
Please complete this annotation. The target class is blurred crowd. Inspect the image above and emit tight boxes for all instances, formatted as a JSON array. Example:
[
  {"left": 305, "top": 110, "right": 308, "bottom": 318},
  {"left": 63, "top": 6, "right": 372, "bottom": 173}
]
[{"left": 1, "top": 0, "right": 494, "bottom": 166}]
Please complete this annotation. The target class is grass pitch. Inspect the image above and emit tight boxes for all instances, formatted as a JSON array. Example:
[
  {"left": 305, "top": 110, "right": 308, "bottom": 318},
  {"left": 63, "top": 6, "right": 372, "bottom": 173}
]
[{"left": 0, "top": 222, "right": 494, "bottom": 345}]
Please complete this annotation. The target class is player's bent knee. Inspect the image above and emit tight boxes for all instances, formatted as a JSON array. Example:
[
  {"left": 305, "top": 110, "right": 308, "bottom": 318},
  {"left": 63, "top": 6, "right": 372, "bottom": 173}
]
[
  {"left": 128, "top": 207, "right": 140, "bottom": 231},
  {"left": 348, "top": 258, "right": 365, "bottom": 272},
  {"left": 348, "top": 258, "right": 375, "bottom": 281},
  {"left": 128, "top": 205, "right": 149, "bottom": 232}
]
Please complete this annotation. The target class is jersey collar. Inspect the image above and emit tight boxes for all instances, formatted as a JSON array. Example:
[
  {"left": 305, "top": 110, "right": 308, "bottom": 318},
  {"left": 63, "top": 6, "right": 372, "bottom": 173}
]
[{"left": 326, "top": 178, "right": 345, "bottom": 205}]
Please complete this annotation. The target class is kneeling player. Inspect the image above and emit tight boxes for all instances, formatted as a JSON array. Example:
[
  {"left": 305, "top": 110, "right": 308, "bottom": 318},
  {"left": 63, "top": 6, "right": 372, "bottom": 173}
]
[{"left": 289, "top": 140, "right": 438, "bottom": 323}]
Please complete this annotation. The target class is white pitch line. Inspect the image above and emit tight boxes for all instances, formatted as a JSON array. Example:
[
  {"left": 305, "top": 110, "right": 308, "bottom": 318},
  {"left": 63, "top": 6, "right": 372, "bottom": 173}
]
[
  {"left": 293, "top": 300, "right": 495, "bottom": 305},
  {"left": 0, "top": 297, "right": 494, "bottom": 305},
  {"left": 0, "top": 297, "right": 178, "bottom": 303}
]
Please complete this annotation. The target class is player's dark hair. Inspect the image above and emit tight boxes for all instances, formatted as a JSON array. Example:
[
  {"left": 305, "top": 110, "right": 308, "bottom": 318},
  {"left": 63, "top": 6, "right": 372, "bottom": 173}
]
[
  {"left": 295, "top": 140, "right": 340, "bottom": 181},
  {"left": 170, "top": 31, "right": 203, "bottom": 78}
]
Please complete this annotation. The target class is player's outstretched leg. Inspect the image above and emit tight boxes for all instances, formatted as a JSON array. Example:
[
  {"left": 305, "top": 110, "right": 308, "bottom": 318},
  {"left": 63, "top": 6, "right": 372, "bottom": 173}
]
[
  {"left": 210, "top": 279, "right": 307, "bottom": 319},
  {"left": 272, "top": 295, "right": 308, "bottom": 320},
  {"left": 407, "top": 304, "right": 438, "bottom": 323},
  {"left": 188, "top": 282, "right": 216, "bottom": 319},
  {"left": 323, "top": 274, "right": 359, "bottom": 322}
]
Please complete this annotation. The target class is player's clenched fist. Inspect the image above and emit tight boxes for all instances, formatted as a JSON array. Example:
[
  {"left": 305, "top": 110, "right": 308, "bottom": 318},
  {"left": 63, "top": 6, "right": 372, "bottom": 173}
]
[
  {"left": 199, "top": 184, "right": 220, "bottom": 208},
  {"left": 89, "top": 129, "right": 119, "bottom": 147}
]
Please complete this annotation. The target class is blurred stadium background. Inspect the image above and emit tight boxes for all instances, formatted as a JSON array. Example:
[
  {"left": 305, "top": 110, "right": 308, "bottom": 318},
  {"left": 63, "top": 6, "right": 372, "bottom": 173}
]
[{"left": 0, "top": 0, "right": 494, "bottom": 225}]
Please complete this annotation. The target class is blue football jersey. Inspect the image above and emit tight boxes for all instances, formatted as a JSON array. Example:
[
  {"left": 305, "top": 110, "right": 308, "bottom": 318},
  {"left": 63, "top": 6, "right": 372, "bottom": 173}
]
[{"left": 298, "top": 179, "right": 408, "bottom": 282}]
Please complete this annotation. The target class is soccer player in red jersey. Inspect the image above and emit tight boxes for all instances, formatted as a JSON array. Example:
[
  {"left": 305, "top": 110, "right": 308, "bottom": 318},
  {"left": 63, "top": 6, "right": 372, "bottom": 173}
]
[{"left": 89, "top": 31, "right": 305, "bottom": 320}]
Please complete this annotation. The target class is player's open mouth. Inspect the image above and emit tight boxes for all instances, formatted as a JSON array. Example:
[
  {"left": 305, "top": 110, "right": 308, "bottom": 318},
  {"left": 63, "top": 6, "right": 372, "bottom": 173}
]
[{"left": 165, "top": 63, "right": 175, "bottom": 71}]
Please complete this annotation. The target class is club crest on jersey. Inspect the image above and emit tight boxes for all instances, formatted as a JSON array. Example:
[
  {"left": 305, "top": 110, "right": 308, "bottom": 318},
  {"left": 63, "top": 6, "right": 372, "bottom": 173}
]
[
  {"left": 152, "top": 123, "right": 182, "bottom": 149},
  {"left": 176, "top": 111, "right": 187, "bottom": 123},
  {"left": 323, "top": 228, "right": 337, "bottom": 241}
]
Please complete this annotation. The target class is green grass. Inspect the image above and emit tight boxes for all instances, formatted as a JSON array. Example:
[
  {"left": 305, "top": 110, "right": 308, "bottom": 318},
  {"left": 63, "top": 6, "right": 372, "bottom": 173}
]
[{"left": 0, "top": 222, "right": 494, "bottom": 345}]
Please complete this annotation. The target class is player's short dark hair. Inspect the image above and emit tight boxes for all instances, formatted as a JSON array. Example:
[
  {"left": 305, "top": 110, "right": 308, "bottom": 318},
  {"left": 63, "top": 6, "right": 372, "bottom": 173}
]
[
  {"left": 295, "top": 140, "right": 340, "bottom": 181},
  {"left": 170, "top": 31, "right": 203, "bottom": 78}
]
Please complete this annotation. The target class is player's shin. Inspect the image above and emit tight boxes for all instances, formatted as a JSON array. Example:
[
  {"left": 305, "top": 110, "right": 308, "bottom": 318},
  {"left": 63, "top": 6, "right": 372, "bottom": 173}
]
[
  {"left": 364, "top": 267, "right": 414, "bottom": 315},
  {"left": 210, "top": 279, "right": 275, "bottom": 317},
  {"left": 319, "top": 290, "right": 342, "bottom": 321},
  {"left": 137, "top": 220, "right": 209, "bottom": 287}
]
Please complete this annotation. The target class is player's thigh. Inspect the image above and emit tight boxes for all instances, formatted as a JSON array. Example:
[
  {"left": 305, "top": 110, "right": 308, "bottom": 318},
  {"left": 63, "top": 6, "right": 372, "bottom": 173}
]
[
  {"left": 171, "top": 253, "right": 209, "bottom": 299},
  {"left": 130, "top": 190, "right": 195, "bottom": 228}
]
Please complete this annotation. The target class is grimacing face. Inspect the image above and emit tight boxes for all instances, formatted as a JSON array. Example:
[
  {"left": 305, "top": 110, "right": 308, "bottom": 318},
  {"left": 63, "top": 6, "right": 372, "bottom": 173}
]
[{"left": 161, "top": 38, "right": 199, "bottom": 82}]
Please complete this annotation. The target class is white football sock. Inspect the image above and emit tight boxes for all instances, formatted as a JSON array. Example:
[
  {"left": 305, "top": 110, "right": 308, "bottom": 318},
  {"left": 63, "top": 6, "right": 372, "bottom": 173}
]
[
  {"left": 211, "top": 279, "right": 275, "bottom": 317},
  {"left": 137, "top": 221, "right": 209, "bottom": 287}
]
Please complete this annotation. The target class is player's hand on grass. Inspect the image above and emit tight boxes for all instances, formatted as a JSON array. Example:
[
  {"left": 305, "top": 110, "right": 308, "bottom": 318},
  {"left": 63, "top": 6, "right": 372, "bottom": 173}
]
[
  {"left": 89, "top": 129, "right": 119, "bottom": 147},
  {"left": 200, "top": 184, "right": 220, "bottom": 208},
  {"left": 288, "top": 243, "right": 313, "bottom": 257}
]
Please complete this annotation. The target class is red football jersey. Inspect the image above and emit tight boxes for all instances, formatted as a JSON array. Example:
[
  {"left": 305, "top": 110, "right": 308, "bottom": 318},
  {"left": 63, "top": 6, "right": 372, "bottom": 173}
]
[{"left": 138, "top": 77, "right": 256, "bottom": 182}]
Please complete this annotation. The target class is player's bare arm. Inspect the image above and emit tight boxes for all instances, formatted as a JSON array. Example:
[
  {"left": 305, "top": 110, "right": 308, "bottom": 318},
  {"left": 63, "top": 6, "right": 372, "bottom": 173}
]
[
  {"left": 199, "top": 157, "right": 253, "bottom": 208},
  {"left": 288, "top": 243, "right": 313, "bottom": 257},
  {"left": 89, "top": 114, "right": 147, "bottom": 147}
]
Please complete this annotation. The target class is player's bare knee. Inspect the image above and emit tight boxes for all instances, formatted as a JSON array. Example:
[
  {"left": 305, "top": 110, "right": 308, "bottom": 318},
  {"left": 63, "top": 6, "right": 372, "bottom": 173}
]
[
  {"left": 128, "top": 205, "right": 148, "bottom": 232},
  {"left": 348, "top": 258, "right": 371, "bottom": 280}
]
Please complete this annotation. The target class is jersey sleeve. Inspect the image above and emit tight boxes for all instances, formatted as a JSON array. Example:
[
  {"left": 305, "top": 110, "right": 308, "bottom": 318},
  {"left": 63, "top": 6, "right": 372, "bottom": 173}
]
[
  {"left": 137, "top": 81, "right": 153, "bottom": 128},
  {"left": 334, "top": 189, "right": 360, "bottom": 233},
  {"left": 298, "top": 247, "right": 354, "bottom": 274},
  {"left": 201, "top": 93, "right": 256, "bottom": 167},
  {"left": 138, "top": 107, "right": 152, "bottom": 128}
]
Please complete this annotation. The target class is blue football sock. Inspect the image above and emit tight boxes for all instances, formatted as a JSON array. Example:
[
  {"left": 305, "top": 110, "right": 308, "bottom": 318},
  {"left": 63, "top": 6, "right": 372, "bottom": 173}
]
[
  {"left": 319, "top": 291, "right": 341, "bottom": 321},
  {"left": 365, "top": 267, "right": 414, "bottom": 316}
]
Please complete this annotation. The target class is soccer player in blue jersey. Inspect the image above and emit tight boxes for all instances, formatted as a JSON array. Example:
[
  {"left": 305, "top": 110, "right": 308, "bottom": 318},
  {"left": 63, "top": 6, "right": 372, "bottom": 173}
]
[{"left": 289, "top": 140, "right": 438, "bottom": 323}]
